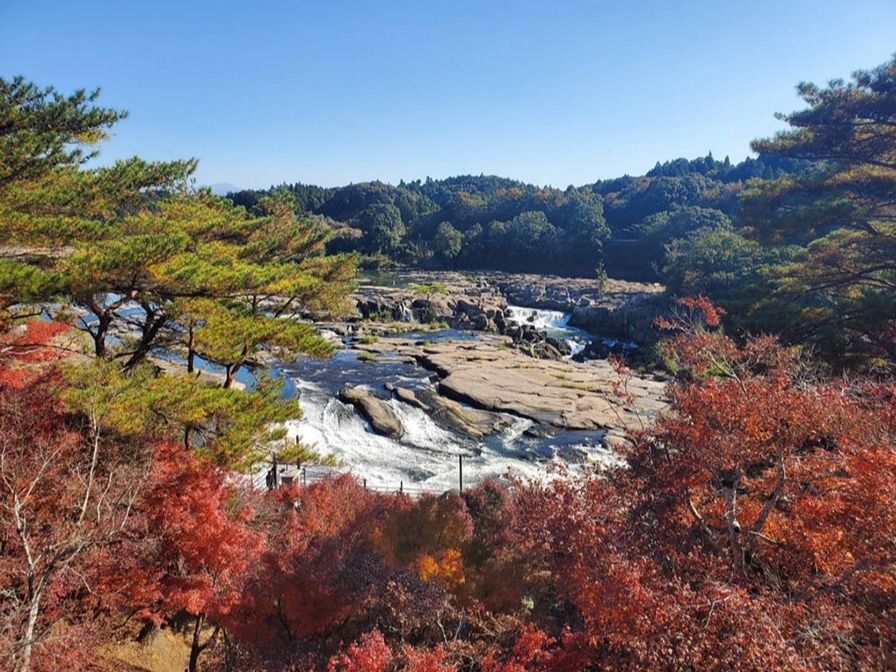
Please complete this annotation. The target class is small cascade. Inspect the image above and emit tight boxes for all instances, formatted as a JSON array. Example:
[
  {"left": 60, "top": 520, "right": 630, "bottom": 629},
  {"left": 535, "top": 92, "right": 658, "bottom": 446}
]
[
  {"left": 505, "top": 305, "right": 588, "bottom": 356},
  {"left": 500, "top": 416, "right": 535, "bottom": 448},
  {"left": 395, "top": 302, "right": 415, "bottom": 322},
  {"left": 505, "top": 305, "right": 570, "bottom": 331}
]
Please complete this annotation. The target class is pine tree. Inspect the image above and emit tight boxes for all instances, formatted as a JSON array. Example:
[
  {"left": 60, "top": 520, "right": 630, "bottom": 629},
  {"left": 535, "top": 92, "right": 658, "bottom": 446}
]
[{"left": 741, "top": 57, "right": 896, "bottom": 365}]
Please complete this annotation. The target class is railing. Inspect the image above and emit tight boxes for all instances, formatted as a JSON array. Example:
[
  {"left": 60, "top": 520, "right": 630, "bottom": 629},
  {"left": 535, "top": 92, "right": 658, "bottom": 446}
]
[{"left": 266, "top": 455, "right": 467, "bottom": 499}]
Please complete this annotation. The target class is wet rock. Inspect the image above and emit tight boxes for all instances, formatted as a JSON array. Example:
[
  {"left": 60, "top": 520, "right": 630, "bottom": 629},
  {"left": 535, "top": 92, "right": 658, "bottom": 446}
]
[
  {"left": 546, "top": 337, "right": 572, "bottom": 357},
  {"left": 414, "top": 387, "right": 513, "bottom": 439},
  {"left": 338, "top": 386, "right": 404, "bottom": 439},
  {"left": 391, "top": 386, "right": 429, "bottom": 411}
]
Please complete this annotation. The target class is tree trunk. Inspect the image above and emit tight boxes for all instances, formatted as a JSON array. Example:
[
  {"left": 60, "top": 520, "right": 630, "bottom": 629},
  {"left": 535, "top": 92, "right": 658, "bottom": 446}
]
[
  {"left": 187, "top": 327, "right": 195, "bottom": 374},
  {"left": 15, "top": 584, "right": 44, "bottom": 672},
  {"left": 123, "top": 310, "right": 167, "bottom": 370},
  {"left": 188, "top": 614, "right": 204, "bottom": 672},
  {"left": 93, "top": 315, "right": 110, "bottom": 358},
  {"left": 223, "top": 365, "right": 239, "bottom": 390}
]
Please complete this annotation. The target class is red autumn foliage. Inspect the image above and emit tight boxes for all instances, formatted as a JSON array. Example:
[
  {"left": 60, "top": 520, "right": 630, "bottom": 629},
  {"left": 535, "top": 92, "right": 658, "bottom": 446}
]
[
  {"left": 2, "top": 296, "right": 892, "bottom": 671},
  {"left": 0, "top": 320, "right": 71, "bottom": 387},
  {"left": 0, "top": 369, "right": 148, "bottom": 672},
  {"left": 480, "top": 626, "right": 556, "bottom": 672},
  {"left": 398, "top": 643, "right": 453, "bottom": 672},
  {"left": 327, "top": 629, "right": 393, "bottom": 672},
  {"left": 233, "top": 476, "right": 377, "bottom": 646},
  {"left": 127, "top": 443, "right": 264, "bottom": 671},
  {"left": 508, "top": 299, "right": 896, "bottom": 670},
  {"left": 326, "top": 630, "right": 453, "bottom": 672}
]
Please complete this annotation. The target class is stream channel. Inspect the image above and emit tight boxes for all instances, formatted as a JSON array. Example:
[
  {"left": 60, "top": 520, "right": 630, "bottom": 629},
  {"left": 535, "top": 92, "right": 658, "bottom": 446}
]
[{"left": 276, "top": 307, "right": 626, "bottom": 494}]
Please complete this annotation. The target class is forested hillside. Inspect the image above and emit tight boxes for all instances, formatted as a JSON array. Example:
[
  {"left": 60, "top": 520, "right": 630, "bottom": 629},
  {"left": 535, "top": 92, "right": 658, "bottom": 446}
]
[
  {"left": 230, "top": 153, "right": 804, "bottom": 281},
  {"left": 230, "top": 58, "right": 896, "bottom": 368}
]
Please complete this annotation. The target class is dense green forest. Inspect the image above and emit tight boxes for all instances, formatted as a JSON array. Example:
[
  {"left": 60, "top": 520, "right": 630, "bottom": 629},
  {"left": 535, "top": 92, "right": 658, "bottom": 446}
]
[
  {"left": 228, "top": 153, "right": 805, "bottom": 281},
  {"left": 0, "top": 55, "right": 894, "bottom": 672}
]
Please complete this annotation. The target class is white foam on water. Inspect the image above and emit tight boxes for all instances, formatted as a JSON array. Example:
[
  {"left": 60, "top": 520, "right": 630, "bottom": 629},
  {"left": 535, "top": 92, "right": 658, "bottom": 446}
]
[
  {"left": 285, "top": 377, "right": 554, "bottom": 492},
  {"left": 505, "top": 305, "right": 588, "bottom": 357},
  {"left": 505, "top": 305, "right": 570, "bottom": 331}
]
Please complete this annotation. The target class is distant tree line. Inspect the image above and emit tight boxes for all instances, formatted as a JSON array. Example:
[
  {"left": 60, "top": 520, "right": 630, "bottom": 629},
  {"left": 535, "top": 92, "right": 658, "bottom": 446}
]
[{"left": 229, "top": 152, "right": 805, "bottom": 281}]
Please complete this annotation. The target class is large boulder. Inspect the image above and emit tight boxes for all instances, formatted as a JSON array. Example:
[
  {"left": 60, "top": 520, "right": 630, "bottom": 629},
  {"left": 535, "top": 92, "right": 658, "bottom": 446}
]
[{"left": 338, "top": 386, "right": 404, "bottom": 439}]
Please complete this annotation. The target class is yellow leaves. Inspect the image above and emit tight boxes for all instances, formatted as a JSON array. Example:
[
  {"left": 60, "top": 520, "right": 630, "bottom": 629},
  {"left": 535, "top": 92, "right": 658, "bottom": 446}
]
[
  {"left": 416, "top": 548, "right": 466, "bottom": 589},
  {"left": 72, "top": 128, "right": 108, "bottom": 145}
]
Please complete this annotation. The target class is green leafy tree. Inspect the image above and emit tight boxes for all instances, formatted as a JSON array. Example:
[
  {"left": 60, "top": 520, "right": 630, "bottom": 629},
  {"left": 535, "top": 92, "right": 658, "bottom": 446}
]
[
  {"left": 358, "top": 203, "right": 406, "bottom": 256},
  {"left": 661, "top": 224, "right": 788, "bottom": 301},
  {"left": 432, "top": 221, "right": 463, "bottom": 265},
  {"left": 506, "top": 210, "right": 559, "bottom": 269},
  {"left": 636, "top": 206, "right": 731, "bottom": 274}
]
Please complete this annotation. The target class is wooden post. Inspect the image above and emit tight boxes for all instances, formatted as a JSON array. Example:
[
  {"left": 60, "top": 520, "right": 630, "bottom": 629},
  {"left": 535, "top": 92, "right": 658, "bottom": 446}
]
[
  {"left": 459, "top": 454, "right": 463, "bottom": 493},
  {"left": 400, "top": 480, "right": 403, "bottom": 495},
  {"left": 363, "top": 478, "right": 367, "bottom": 490},
  {"left": 272, "top": 452, "right": 278, "bottom": 489},
  {"left": 302, "top": 467, "right": 307, "bottom": 487}
]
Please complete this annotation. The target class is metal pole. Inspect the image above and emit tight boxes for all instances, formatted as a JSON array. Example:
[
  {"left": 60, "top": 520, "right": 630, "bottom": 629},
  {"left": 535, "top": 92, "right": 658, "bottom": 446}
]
[
  {"left": 458, "top": 454, "right": 463, "bottom": 493},
  {"left": 400, "top": 480, "right": 403, "bottom": 495},
  {"left": 363, "top": 478, "right": 367, "bottom": 490},
  {"left": 302, "top": 467, "right": 307, "bottom": 487}
]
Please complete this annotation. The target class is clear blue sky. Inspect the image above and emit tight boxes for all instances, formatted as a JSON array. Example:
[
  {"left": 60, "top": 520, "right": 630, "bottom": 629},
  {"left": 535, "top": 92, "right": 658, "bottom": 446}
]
[{"left": 2, "top": 0, "right": 894, "bottom": 189}]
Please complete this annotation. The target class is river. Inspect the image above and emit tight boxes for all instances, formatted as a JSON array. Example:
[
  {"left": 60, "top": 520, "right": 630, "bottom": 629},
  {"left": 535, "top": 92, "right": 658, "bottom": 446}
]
[{"left": 276, "top": 308, "right": 625, "bottom": 493}]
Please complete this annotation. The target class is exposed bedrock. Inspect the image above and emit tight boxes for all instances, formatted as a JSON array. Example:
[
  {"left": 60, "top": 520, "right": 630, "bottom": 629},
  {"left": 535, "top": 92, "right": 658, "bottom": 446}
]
[
  {"left": 351, "top": 271, "right": 666, "bottom": 346},
  {"left": 338, "top": 386, "right": 404, "bottom": 439},
  {"left": 355, "top": 336, "right": 667, "bottom": 434}
]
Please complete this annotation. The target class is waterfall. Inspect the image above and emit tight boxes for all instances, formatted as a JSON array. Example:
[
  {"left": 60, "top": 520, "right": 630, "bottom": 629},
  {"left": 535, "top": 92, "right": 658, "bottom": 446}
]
[
  {"left": 505, "top": 305, "right": 588, "bottom": 356},
  {"left": 505, "top": 305, "right": 570, "bottom": 331},
  {"left": 396, "top": 302, "right": 415, "bottom": 322}
]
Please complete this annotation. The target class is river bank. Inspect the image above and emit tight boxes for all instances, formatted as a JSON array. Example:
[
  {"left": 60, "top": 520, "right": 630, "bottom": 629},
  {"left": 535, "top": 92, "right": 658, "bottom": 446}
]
[{"left": 277, "top": 270, "right": 670, "bottom": 490}]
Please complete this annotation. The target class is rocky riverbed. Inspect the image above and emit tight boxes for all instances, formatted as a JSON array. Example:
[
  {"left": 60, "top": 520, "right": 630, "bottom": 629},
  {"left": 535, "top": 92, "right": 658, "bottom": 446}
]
[
  {"left": 320, "top": 271, "right": 668, "bottom": 444},
  {"left": 343, "top": 271, "right": 668, "bottom": 363},
  {"left": 349, "top": 271, "right": 666, "bottom": 345},
  {"left": 282, "top": 271, "right": 670, "bottom": 487},
  {"left": 350, "top": 333, "right": 666, "bottom": 449}
]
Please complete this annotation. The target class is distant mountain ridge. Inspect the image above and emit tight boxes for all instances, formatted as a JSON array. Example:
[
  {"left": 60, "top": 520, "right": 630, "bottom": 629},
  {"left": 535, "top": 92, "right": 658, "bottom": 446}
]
[{"left": 208, "top": 182, "right": 241, "bottom": 196}]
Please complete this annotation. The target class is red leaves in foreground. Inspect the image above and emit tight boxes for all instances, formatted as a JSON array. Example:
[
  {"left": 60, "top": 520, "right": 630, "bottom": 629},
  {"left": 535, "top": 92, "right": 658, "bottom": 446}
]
[
  {"left": 2, "top": 299, "right": 893, "bottom": 671},
  {"left": 328, "top": 630, "right": 393, "bottom": 672},
  {"left": 142, "top": 444, "right": 264, "bottom": 620},
  {"left": 327, "top": 629, "right": 453, "bottom": 672},
  {"left": 0, "top": 369, "right": 148, "bottom": 672}
]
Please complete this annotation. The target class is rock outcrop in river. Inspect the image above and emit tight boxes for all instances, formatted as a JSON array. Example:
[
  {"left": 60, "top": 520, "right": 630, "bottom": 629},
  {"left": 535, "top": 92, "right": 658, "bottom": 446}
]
[
  {"left": 338, "top": 386, "right": 404, "bottom": 439},
  {"left": 353, "top": 334, "right": 666, "bottom": 446}
]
